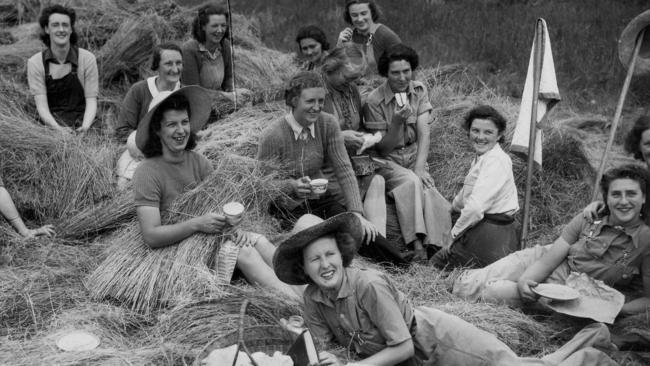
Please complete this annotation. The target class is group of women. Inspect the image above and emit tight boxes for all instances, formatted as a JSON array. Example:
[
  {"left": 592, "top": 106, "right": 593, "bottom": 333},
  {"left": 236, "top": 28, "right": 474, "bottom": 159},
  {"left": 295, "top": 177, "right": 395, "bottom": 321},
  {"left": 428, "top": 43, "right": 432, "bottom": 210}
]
[{"left": 2, "top": 1, "right": 647, "bottom": 365}]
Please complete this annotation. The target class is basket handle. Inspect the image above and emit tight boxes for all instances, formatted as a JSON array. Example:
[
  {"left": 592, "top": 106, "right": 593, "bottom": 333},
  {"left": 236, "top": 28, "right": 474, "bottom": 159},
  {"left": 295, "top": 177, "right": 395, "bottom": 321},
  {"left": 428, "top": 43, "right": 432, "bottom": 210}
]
[{"left": 237, "top": 299, "right": 260, "bottom": 366}]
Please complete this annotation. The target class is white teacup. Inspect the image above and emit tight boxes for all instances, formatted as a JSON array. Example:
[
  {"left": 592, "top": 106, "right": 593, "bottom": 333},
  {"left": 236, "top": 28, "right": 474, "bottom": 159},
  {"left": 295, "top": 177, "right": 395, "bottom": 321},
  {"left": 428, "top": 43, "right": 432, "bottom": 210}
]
[
  {"left": 309, "top": 178, "right": 328, "bottom": 195},
  {"left": 222, "top": 201, "right": 245, "bottom": 225}
]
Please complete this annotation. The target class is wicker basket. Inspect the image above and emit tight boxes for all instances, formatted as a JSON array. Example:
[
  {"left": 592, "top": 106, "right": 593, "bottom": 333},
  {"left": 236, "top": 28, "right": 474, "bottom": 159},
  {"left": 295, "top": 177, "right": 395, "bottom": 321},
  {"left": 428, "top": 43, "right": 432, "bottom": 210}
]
[{"left": 195, "top": 299, "right": 295, "bottom": 366}]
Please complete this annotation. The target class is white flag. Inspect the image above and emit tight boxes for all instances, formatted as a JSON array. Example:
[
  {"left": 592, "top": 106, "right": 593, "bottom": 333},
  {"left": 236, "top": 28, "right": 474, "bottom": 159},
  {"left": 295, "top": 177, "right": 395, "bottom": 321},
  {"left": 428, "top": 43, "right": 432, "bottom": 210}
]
[{"left": 511, "top": 18, "right": 560, "bottom": 167}]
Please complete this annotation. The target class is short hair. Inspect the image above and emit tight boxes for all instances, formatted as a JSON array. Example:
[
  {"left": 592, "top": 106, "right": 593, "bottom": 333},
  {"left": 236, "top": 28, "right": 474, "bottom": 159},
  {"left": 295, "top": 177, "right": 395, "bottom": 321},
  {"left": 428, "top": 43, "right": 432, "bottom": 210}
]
[
  {"left": 141, "top": 94, "right": 196, "bottom": 158},
  {"left": 343, "top": 0, "right": 381, "bottom": 25},
  {"left": 284, "top": 71, "right": 324, "bottom": 108},
  {"left": 191, "top": 3, "right": 230, "bottom": 44},
  {"left": 295, "top": 25, "right": 330, "bottom": 52},
  {"left": 600, "top": 164, "right": 648, "bottom": 201},
  {"left": 38, "top": 5, "right": 78, "bottom": 46},
  {"left": 151, "top": 42, "right": 183, "bottom": 71},
  {"left": 298, "top": 232, "right": 358, "bottom": 285},
  {"left": 321, "top": 44, "right": 365, "bottom": 76},
  {"left": 377, "top": 44, "right": 419, "bottom": 77},
  {"left": 463, "top": 105, "right": 508, "bottom": 143},
  {"left": 624, "top": 115, "right": 650, "bottom": 161}
]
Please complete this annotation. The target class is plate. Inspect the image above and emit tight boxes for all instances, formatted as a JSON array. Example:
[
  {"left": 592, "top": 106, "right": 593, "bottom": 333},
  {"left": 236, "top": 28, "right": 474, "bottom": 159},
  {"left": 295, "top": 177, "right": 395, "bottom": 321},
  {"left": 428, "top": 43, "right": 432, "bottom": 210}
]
[
  {"left": 56, "top": 330, "right": 100, "bottom": 352},
  {"left": 531, "top": 283, "right": 580, "bottom": 301}
]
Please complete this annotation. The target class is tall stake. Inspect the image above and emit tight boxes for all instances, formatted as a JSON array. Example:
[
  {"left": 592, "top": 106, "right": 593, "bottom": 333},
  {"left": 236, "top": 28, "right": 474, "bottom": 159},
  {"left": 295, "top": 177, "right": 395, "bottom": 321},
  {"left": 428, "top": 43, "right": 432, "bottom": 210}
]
[
  {"left": 520, "top": 20, "right": 545, "bottom": 248},
  {"left": 591, "top": 28, "right": 645, "bottom": 201},
  {"left": 226, "top": 0, "right": 238, "bottom": 111}
]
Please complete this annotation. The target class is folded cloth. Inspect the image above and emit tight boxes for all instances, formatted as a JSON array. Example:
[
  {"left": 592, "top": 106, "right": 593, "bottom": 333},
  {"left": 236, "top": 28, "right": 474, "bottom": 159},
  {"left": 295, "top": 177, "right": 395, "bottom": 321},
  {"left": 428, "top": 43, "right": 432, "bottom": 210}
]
[{"left": 511, "top": 18, "right": 560, "bottom": 167}]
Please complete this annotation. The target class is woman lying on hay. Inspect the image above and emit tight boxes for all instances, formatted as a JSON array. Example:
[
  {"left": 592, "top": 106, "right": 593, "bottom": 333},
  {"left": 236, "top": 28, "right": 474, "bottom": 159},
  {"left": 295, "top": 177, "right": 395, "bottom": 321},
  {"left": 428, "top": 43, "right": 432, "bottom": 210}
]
[
  {"left": 182, "top": 3, "right": 251, "bottom": 104},
  {"left": 131, "top": 85, "right": 300, "bottom": 301},
  {"left": 114, "top": 43, "right": 184, "bottom": 189},
  {"left": 272, "top": 212, "right": 618, "bottom": 366},
  {"left": 454, "top": 165, "right": 650, "bottom": 319},
  {"left": 257, "top": 71, "right": 407, "bottom": 266},
  {"left": 362, "top": 44, "right": 451, "bottom": 261}
]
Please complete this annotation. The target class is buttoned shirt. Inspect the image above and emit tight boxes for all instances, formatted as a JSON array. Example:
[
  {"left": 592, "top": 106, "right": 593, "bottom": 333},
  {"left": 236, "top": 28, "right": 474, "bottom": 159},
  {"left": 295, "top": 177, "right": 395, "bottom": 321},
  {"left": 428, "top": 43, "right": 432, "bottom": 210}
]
[
  {"left": 363, "top": 80, "right": 432, "bottom": 163},
  {"left": 451, "top": 144, "right": 519, "bottom": 238},
  {"left": 303, "top": 267, "right": 414, "bottom": 357},
  {"left": 561, "top": 214, "right": 650, "bottom": 293},
  {"left": 285, "top": 113, "right": 316, "bottom": 140}
]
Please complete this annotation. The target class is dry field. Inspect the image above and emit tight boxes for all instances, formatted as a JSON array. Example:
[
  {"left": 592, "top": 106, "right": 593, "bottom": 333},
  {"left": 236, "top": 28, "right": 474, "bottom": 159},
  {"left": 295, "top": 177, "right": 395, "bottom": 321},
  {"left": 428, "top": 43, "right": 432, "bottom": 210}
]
[{"left": 0, "top": 1, "right": 648, "bottom": 365}]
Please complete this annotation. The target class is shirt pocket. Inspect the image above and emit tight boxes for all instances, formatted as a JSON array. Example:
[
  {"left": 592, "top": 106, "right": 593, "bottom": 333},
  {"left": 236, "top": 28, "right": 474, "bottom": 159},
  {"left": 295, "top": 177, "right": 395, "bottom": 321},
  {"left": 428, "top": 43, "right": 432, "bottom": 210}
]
[{"left": 582, "top": 235, "right": 614, "bottom": 259}]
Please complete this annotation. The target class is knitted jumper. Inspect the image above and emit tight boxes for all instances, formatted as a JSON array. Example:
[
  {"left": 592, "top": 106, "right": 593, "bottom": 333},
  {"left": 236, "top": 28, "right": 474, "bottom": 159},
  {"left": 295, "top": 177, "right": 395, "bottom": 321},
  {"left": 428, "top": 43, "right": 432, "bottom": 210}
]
[{"left": 257, "top": 112, "right": 363, "bottom": 213}]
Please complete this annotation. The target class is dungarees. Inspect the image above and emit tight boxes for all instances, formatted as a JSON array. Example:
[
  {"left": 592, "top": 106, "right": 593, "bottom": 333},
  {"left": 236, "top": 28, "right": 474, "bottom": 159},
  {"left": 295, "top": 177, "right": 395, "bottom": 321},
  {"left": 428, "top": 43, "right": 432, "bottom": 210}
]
[{"left": 43, "top": 49, "right": 86, "bottom": 128}]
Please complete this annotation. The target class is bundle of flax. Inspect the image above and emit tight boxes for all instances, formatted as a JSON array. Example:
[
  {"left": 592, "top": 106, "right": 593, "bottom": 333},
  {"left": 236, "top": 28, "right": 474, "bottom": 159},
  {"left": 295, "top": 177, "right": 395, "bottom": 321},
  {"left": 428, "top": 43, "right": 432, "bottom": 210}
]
[
  {"left": 0, "top": 99, "right": 117, "bottom": 222},
  {"left": 234, "top": 46, "right": 299, "bottom": 103},
  {"left": 197, "top": 101, "right": 286, "bottom": 159},
  {"left": 56, "top": 189, "right": 136, "bottom": 240},
  {"left": 86, "top": 154, "right": 283, "bottom": 314}
]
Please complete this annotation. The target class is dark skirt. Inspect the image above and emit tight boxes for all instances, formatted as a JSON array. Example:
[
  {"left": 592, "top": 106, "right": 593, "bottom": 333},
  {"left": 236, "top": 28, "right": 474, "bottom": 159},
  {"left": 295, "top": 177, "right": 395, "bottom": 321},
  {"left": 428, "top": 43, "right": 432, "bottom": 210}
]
[{"left": 430, "top": 213, "right": 520, "bottom": 269}]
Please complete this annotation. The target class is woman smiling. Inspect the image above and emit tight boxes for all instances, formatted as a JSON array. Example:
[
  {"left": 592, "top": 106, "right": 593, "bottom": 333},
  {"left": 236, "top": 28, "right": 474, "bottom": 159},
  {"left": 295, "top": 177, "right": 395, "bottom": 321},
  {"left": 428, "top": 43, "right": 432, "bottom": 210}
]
[
  {"left": 336, "top": 0, "right": 401, "bottom": 76},
  {"left": 454, "top": 165, "right": 650, "bottom": 317},
  {"left": 430, "top": 105, "right": 519, "bottom": 269}
]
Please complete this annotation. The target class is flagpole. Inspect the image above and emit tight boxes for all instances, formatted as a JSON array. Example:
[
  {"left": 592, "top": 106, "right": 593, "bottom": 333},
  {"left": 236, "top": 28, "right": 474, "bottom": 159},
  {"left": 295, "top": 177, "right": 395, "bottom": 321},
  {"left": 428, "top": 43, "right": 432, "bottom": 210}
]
[
  {"left": 226, "top": 0, "right": 238, "bottom": 112},
  {"left": 520, "top": 19, "right": 545, "bottom": 248},
  {"left": 590, "top": 28, "right": 645, "bottom": 201}
]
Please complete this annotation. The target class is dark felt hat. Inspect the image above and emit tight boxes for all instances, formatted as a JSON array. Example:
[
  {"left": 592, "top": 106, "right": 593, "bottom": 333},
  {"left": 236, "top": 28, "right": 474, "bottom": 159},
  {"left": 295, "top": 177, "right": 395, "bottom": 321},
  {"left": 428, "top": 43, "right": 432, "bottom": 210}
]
[
  {"left": 135, "top": 86, "right": 212, "bottom": 151},
  {"left": 618, "top": 10, "right": 650, "bottom": 76},
  {"left": 273, "top": 213, "right": 362, "bottom": 285}
]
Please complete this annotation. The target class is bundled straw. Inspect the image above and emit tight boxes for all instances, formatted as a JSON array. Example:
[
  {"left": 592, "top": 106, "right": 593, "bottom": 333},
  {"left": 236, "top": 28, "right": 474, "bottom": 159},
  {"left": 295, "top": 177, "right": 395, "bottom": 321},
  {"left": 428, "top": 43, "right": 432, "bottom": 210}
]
[
  {"left": 0, "top": 99, "right": 117, "bottom": 222},
  {"left": 234, "top": 46, "right": 299, "bottom": 103},
  {"left": 56, "top": 189, "right": 136, "bottom": 240},
  {"left": 197, "top": 102, "right": 285, "bottom": 159},
  {"left": 86, "top": 154, "right": 283, "bottom": 314}
]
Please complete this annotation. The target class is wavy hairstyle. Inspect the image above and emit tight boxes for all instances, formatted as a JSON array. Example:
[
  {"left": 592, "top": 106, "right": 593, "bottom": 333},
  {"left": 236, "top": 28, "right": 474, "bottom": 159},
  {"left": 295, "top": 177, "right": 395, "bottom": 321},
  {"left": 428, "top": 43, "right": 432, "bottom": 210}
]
[
  {"left": 377, "top": 43, "right": 419, "bottom": 77},
  {"left": 141, "top": 94, "right": 197, "bottom": 158},
  {"left": 150, "top": 42, "right": 183, "bottom": 71},
  {"left": 38, "top": 5, "right": 78, "bottom": 46},
  {"left": 343, "top": 0, "right": 381, "bottom": 25},
  {"left": 463, "top": 105, "right": 508, "bottom": 143},
  {"left": 296, "top": 232, "right": 358, "bottom": 285},
  {"left": 284, "top": 71, "right": 324, "bottom": 108},
  {"left": 295, "top": 25, "right": 330, "bottom": 52},
  {"left": 191, "top": 3, "right": 230, "bottom": 44},
  {"left": 624, "top": 115, "right": 650, "bottom": 161}
]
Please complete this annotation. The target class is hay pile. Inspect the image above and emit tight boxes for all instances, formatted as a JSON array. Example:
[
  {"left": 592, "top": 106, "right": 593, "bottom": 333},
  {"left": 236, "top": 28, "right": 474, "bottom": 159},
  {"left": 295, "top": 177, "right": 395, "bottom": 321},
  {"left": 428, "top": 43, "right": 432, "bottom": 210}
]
[
  {"left": 0, "top": 98, "right": 117, "bottom": 222},
  {"left": 86, "top": 155, "right": 284, "bottom": 314}
]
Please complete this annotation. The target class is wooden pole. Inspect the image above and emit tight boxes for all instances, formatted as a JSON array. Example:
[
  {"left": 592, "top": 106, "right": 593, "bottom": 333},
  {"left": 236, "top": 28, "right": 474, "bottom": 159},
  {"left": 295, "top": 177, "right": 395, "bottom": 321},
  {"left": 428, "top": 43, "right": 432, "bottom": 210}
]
[
  {"left": 520, "top": 19, "right": 545, "bottom": 248},
  {"left": 591, "top": 28, "right": 645, "bottom": 201},
  {"left": 226, "top": 0, "right": 238, "bottom": 111}
]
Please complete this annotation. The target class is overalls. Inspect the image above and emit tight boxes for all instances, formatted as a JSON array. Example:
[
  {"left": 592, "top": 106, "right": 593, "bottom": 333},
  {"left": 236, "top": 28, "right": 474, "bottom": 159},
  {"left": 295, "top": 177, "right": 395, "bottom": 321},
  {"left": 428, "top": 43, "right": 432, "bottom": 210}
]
[{"left": 43, "top": 49, "right": 85, "bottom": 128}]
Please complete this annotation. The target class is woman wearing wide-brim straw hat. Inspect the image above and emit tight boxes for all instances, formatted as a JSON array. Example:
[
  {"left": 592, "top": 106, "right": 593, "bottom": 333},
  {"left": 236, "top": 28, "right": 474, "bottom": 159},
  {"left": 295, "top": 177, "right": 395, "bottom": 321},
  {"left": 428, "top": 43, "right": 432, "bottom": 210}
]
[
  {"left": 618, "top": 9, "right": 650, "bottom": 76},
  {"left": 132, "top": 86, "right": 301, "bottom": 301},
  {"left": 273, "top": 212, "right": 617, "bottom": 366}
]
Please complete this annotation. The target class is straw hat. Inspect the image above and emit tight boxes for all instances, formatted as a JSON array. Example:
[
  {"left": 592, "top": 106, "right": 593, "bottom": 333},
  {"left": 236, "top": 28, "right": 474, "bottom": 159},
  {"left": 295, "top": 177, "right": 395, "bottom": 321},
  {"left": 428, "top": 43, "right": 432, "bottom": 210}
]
[
  {"left": 618, "top": 9, "right": 650, "bottom": 76},
  {"left": 273, "top": 213, "right": 362, "bottom": 285},
  {"left": 135, "top": 86, "right": 212, "bottom": 151}
]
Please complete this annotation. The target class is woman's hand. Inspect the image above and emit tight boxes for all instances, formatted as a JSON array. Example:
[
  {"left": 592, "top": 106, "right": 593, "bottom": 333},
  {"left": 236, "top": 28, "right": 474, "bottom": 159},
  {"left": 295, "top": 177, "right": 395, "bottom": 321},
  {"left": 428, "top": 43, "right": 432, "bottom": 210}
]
[
  {"left": 337, "top": 27, "right": 354, "bottom": 45},
  {"left": 317, "top": 351, "right": 344, "bottom": 366},
  {"left": 22, "top": 224, "right": 56, "bottom": 239},
  {"left": 353, "top": 212, "right": 378, "bottom": 245},
  {"left": 341, "top": 130, "right": 365, "bottom": 151},
  {"left": 582, "top": 200, "right": 605, "bottom": 222},
  {"left": 232, "top": 230, "right": 257, "bottom": 247},
  {"left": 192, "top": 213, "right": 227, "bottom": 234},
  {"left": 414, "top": 165, "right": 435, "bottom": 189},
  {"left": 394, "top": 104, "right": 413, "bottom": 123},
  {"left": 517, "top": 279, "right": 540, "bottom": 303},
  {"left": 291, "top": 177, "right": 312, "bottom": 199}
]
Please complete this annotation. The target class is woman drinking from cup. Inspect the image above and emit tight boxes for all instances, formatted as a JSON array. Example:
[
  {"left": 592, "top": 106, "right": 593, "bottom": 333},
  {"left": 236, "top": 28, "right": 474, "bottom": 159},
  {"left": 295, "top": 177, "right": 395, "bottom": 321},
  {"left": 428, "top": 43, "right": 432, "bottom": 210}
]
[{"left": 336, "top": 0, "right": 401, "bottom": 76}]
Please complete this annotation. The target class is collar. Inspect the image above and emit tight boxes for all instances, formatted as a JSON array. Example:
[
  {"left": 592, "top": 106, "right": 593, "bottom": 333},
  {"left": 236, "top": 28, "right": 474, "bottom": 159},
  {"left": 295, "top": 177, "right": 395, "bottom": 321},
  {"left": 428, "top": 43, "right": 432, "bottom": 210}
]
[
  {"left": 591, "top": 216, "right": 646, "bottom": 249},
  {"left": 43, "top": 47, "right": 78, "bottom": 66},
  {"left": 198, "top": 42, "right": 222, "bottom": 60},
  {"left": 285, "top": 113, "right": 315, "bottom": 140},
  {"left": 147, "top": 76, "right": 181, "bottom": 97},
  {"left": 379, "top": 80, "right": 415, "bottom": 104},
  {"left": 307, "top": 268, "right": 355, "bottom": 307},
  {"left": 475, "top": 143, "right": 503, "bottom": 162}
]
